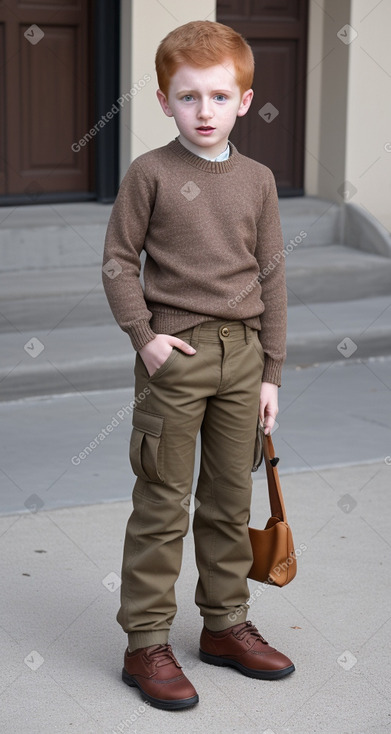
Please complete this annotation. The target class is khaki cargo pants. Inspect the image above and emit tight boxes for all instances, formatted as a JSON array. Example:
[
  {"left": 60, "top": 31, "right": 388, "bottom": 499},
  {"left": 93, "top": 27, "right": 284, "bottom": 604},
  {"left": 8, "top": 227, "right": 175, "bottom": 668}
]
[{"left": 116, "top": 320, "right": 265, "bottom": 652}]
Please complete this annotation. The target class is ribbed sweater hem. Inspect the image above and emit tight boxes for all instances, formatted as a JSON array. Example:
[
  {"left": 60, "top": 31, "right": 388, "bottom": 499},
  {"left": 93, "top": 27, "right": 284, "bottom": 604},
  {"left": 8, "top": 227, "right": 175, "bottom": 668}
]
[
  {"left": 128, "top": 320, "right": 157, "bottom": 352},
  {"left": 262, "top": 358, "right": 284, "bottom": 388}
]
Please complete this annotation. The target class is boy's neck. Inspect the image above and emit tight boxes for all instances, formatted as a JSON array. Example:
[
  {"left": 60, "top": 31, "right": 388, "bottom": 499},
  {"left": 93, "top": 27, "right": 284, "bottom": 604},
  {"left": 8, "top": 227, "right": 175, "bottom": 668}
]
[{"left": 177, "top": 133, "right": 230, "bottom": 161}]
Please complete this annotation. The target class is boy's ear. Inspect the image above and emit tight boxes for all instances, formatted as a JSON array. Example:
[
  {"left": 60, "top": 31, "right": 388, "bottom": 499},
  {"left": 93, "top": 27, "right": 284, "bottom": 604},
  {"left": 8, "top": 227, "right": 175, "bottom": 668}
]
[
  {"left": 237, "top": 89, "right": 254, "bottom": 118},
  {"left": 156, "top": 89, "right": 173, "bottom": 117}
]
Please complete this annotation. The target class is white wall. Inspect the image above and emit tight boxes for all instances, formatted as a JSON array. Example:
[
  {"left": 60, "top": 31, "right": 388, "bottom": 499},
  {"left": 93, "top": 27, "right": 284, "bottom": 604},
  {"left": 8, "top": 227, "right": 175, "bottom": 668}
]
[
  {"left": 304, "top": 0, "right": 350, "bottom": 204},
  {"left": 303, "top": 0, "right": 325, "bottom": 198},
  {"left": 120, "top": 0, "right": 215, "bottom": 180},
  {"left": 345, "top": 0, "right": 391, "bottom": 231},
  {"left": 305, "top": 0, "right": 391, "bottom": 231}
]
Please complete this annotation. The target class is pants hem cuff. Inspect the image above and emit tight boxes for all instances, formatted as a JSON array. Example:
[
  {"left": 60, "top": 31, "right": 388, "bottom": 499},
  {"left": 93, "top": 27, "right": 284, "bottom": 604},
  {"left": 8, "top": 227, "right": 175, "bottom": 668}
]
[
  {"left": 203, "top": 611, "right": 248, "bottom": 632},
  {"left": 127, "top": 630, "right": 170, "bottom": 652}
]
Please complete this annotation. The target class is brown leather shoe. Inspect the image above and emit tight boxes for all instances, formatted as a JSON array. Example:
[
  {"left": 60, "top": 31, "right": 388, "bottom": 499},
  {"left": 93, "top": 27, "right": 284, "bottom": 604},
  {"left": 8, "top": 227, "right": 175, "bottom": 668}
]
[
  {"left": 122, "top": 643, "right": 199, "bottom": 710},
  {"left": 199, "top": 620, "right": 295, "bottom": 680}
]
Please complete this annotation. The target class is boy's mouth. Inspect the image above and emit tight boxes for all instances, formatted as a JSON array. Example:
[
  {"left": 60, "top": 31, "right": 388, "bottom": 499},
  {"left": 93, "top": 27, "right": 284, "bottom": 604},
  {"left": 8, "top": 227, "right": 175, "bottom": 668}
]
[{"left": 196, "top": 126, "right": 216, "bottom": 135}]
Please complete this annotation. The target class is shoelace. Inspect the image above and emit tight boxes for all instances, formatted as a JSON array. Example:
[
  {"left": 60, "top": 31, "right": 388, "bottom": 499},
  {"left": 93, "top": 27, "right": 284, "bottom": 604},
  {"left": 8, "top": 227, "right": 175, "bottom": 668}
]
[
  {"left": 145, "top": 643, "right": 182, "bottom": 668},
  {"left": 234, "top": 621, "right": 268, "bottom": 645}
]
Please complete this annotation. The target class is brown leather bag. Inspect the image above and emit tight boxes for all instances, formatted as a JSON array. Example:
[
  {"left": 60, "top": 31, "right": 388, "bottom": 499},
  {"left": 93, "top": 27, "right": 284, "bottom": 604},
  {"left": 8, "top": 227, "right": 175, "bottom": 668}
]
[{"left": 248, "top": 429, "right": 297, "bottom": 587}]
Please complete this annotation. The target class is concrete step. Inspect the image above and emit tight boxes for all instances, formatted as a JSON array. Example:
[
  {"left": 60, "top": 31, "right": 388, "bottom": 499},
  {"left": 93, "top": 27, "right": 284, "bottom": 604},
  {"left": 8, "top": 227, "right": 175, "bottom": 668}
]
[
  {"left": 286, "top": 243, "right": 391, "bottom": 304},
  {"left": 1, "top": 196, "right": 389, "bottom": 276},
  {"left": 1, "top": 294, "right": 390, "bottom": 400},
  {"left": 278, "top": 196, "right": 341, "bottom": 247},
  {"left": 1, "top": 199, "right": 390, "bottom": 399},
  {"left": 0, "top": 266, "right": 113, "bottom": 334},
  {"left": 0, "top": 202, "right": 111, "bottom": 271},
  {"left": 0, "top": 198, "right": 340, "bottom": 275},
  {"left": 286, "top": 295, "right": 391, "bottom": 366},
  {"left": 1, "top": 243, "right": 391, "bottom": 334}
]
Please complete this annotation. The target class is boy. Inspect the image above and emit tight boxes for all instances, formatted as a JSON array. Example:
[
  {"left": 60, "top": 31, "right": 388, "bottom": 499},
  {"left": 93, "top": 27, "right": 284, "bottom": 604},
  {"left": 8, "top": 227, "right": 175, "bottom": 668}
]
[{"left": 102, "top": 20, "right": 294, "bottom": 711}]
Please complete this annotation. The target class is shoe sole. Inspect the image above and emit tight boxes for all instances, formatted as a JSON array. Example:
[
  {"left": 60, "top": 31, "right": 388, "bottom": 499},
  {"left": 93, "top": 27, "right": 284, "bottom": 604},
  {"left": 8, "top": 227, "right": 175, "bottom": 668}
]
[
  {"left": 199, "top": 649, "right": 295, "bottom": 680},
  {"left": 121, "top": 668, "right": 199, "bottom": 710}
]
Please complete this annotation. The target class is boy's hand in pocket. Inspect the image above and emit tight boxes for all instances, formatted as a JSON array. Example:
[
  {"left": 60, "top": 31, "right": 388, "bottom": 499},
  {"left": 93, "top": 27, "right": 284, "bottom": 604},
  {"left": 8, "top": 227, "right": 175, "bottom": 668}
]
[{"left": 139, "top": 334, "right": 196, "bottom": 377}]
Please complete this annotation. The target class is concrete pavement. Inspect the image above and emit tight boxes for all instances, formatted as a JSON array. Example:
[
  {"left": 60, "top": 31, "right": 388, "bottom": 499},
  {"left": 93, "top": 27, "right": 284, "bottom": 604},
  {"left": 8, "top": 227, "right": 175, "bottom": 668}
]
[
  {"left": 1, "top": 355, "right": 391, "bottom": 515},
  {"left": 0, "top": 460, "right": 390, "bottom": 734},
  {"left": 2, "top": 294, "right": 391, "bottom": 400}
]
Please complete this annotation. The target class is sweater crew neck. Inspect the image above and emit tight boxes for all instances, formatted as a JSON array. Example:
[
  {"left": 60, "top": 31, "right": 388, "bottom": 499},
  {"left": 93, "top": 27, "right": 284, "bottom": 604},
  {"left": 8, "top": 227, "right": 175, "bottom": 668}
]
[{"left": 168, "top": 137, "right": 238, "bottom": 174}]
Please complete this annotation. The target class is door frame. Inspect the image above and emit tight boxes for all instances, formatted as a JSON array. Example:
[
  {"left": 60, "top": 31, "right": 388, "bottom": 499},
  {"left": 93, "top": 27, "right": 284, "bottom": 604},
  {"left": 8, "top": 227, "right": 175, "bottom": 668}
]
[{"left": 93, "top": 0, "right": 120, "bottom": 204}]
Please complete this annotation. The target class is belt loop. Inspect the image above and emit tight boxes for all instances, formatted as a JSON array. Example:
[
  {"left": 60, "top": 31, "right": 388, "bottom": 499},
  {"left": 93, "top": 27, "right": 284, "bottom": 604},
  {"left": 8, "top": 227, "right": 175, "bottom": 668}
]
[
  {"left": 190, "top": 324, "right": 201, "bottom": 348},
  {"left": 244, "top": 324, "right": 250, "bottom": 344}
]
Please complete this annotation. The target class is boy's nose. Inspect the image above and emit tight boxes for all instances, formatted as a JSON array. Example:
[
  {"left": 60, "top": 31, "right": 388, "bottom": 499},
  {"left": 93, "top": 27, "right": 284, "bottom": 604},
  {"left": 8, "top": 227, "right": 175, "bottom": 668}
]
[{"left": 197, "top": 100, "right": 213, "bottom": 121}]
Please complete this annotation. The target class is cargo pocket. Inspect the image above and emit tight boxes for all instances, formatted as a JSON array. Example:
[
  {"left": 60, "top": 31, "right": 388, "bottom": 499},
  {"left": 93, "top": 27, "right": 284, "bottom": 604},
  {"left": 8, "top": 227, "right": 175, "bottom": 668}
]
[{"left": 129, "top": 408, "right": 164, "bottom": 483}]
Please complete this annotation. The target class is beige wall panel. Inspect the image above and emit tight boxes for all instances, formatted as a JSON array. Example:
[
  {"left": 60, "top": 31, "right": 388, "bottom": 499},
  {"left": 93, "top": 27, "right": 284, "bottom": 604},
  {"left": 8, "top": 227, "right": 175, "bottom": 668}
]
[
  {"left": 304, "top": 0, "right": 326, "bottom": 197},
  {"left": 308, "top": 0, "right": 350, "bottom": 204},
  {"left": 345, "top": 0, "right": 391, "bottom": 231},
  {"left": 305, "top": 0, "right": 391, "bottom": 232},
  {"left": 120, "top": 0, "right": 215, "bottom": 179}
]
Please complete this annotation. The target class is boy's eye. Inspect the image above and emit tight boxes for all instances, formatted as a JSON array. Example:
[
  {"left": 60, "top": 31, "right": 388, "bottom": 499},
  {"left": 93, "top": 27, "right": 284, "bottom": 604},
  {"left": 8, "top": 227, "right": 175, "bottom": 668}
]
[
  {"left": 182, "top": 95, "right": 194, "bottom": 102},
  {"left": 214, "top": 94, "right": 227, "bottom": 102}
]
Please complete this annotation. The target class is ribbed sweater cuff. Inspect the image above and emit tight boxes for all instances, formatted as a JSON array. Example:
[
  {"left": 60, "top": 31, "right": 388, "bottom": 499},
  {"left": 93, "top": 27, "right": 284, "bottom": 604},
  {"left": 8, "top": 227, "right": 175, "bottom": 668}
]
[
  {"left": 262, "top": 357, "right": 284, "bottom": 387},
  {"left": 128, "top": 321, "right": 156, "bottom": 351}
]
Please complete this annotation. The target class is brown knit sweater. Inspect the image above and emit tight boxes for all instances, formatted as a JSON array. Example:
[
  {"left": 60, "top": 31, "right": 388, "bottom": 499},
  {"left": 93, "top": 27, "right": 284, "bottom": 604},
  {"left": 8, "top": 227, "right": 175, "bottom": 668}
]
[{"left": 102, "top": 137, "right": 287, "bottom": 385}]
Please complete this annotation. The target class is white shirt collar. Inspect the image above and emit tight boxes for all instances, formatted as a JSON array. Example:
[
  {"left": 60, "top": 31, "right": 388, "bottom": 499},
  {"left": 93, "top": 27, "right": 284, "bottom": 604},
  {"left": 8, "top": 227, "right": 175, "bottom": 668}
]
[{"left": 197, "top": 143, "right": 231, "bottom": 162}]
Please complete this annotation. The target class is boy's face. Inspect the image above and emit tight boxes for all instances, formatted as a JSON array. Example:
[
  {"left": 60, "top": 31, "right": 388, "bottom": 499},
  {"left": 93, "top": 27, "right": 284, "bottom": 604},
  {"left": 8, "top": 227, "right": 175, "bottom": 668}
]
[{"left": 156, "top": 61, "right": 253, "bottom": 159}]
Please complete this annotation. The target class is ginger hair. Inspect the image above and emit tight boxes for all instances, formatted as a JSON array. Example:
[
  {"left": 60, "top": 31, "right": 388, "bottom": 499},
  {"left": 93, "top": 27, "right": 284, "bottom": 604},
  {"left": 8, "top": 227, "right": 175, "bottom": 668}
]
[{"left": 155, "top": 20, "right": 254, "bottom": 97}]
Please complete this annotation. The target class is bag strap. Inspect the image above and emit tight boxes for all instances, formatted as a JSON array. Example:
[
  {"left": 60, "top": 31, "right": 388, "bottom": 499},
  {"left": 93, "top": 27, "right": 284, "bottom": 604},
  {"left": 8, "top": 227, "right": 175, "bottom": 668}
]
[{"left": 263, "top": 433, "right": 288, "bottom": 522}]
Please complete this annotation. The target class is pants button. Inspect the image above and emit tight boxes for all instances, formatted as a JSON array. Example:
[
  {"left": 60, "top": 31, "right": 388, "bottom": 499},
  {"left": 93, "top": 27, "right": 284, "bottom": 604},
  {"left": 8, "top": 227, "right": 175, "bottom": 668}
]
[{"left": 221, "top": 327, "right": 230, "bottom": 337}]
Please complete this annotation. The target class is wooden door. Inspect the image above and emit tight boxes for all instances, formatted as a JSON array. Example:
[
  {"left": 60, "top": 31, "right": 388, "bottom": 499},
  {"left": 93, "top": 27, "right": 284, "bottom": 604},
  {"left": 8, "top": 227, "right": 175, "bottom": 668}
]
[
  {"left": 0, "top": 0, "right": 92, "bottom": 201},
  {"left": 217, "top": 0, "right": 308, "bottom": 195}
]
